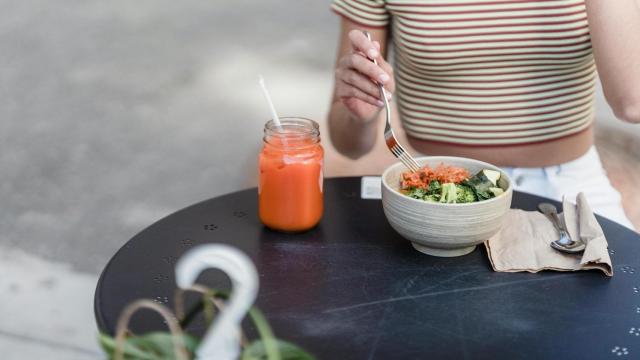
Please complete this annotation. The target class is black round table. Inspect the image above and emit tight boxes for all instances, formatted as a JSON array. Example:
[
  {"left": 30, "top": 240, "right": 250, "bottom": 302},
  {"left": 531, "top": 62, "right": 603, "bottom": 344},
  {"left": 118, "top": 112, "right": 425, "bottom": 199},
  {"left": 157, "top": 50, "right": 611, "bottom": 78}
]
[{"left": 95, "top": 177, "right": 640, "bottom": 359}]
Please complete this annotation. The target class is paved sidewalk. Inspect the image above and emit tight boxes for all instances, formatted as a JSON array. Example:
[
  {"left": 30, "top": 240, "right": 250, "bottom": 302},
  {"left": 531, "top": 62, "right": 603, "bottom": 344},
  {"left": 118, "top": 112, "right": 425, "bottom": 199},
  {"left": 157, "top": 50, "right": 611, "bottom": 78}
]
[
  {"left": 0, "top": 246, "right": 102, "bottom": 359},
  {"left": 0, "top": 0, "right": 337, "bottom": 355},
  {"left": 0, "top": 0, "right": 338, "bottom": 274}
]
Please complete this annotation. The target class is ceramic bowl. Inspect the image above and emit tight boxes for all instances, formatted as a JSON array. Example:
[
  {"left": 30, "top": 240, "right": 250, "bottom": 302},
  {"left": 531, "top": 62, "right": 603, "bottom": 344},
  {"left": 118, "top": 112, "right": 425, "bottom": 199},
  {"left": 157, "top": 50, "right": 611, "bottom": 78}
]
[{"left": 381, "top": 156, "right": 513, "bottom": 257}]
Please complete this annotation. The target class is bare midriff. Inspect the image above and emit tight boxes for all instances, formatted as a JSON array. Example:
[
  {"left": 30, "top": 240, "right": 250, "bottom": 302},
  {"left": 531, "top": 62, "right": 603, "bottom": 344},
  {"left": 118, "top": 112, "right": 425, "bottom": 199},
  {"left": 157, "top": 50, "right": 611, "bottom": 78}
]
[{"left": 407, "top": 126, "right": 594, "bottom": 168}]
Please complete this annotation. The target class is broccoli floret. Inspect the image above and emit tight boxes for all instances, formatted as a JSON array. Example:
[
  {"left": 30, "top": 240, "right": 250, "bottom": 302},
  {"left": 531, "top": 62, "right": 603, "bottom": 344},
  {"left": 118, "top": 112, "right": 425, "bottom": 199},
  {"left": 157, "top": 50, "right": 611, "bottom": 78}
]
[
  {"left": 428, "top": 180, "right": 441, "bottom": 193},
  {"left": 439, "top": 183, "right": 458, "bottom": 203},
  {"left": 405, "top": 188, "right": 427, "bottom": 199},
  {"left": 424, "top": 194, "right": 440, "bottom": 202},
  {"left": 455, "top": 184, "right": 477, "bottom": 203}
]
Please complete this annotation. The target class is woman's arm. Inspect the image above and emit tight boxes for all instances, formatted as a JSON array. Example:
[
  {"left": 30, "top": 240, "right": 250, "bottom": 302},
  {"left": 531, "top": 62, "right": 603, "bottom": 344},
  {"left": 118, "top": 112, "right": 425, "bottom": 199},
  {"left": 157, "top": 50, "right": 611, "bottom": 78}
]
[
  {"left": 328, "top": 19, "right": 394, "bottom": 159},
  {"left": 586, "top": 0, "right": 640, "bottom": 123}
]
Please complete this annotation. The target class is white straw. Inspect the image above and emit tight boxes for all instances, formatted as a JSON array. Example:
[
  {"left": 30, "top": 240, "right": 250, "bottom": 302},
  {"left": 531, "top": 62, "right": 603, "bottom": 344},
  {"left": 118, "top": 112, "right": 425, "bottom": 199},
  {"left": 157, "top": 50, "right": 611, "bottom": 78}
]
[{"left": 258, "top": 75, "right": 281, "bottom": 127}]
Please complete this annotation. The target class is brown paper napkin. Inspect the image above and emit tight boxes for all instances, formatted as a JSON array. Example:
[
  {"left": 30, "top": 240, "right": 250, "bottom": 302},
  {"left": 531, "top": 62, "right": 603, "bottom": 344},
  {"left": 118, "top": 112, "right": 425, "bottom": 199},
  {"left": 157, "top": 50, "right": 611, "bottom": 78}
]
[{"left": 484, "top": 192, "right": 613, "bottom": 276}]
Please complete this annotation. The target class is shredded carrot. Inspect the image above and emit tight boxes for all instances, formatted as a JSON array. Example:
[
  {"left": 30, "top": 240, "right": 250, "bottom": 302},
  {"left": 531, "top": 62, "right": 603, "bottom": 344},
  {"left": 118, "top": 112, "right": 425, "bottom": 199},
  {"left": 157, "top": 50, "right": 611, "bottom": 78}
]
[{"left": 400, "top": 163, "right": 470, "bottom": 189}]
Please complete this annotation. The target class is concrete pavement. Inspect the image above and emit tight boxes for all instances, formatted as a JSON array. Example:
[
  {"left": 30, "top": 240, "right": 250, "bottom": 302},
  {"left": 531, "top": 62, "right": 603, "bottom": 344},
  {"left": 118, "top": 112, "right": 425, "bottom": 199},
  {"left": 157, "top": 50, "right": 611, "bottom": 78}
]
[
  {"left": 0, "top": 245, "right": 101, "bottom": 358},
  {"left": 0, "top": 0, "right": 338, "bottom": 357}
]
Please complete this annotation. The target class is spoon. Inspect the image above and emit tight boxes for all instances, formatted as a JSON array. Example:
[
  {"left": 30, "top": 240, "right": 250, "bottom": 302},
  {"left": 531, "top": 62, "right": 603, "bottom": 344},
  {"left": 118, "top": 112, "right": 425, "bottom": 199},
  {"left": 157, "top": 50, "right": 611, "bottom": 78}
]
[{"left": 537, "top": 202, "right": 586, "bottom": 254}]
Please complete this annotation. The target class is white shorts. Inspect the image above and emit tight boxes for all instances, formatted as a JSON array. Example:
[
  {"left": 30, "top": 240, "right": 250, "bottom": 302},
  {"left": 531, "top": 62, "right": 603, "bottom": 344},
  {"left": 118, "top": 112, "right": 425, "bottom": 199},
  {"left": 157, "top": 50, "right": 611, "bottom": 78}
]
[{"left": 502, "top": 146, "right": 635, "bottom": 230}]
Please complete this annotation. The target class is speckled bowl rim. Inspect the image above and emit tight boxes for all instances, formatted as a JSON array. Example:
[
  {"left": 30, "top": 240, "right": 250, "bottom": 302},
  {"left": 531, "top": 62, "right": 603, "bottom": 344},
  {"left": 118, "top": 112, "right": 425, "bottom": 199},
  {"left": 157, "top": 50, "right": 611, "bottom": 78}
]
[{"left": 381, "top": 156, "right": 513, "bottom": 207}]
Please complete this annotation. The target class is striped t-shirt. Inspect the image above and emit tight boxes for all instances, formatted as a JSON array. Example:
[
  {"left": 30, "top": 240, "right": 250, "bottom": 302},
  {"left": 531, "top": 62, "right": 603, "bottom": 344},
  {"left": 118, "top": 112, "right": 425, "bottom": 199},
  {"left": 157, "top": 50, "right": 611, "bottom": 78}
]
[{"left": 331, "top": 0, "right": 595, "bottom": 146}]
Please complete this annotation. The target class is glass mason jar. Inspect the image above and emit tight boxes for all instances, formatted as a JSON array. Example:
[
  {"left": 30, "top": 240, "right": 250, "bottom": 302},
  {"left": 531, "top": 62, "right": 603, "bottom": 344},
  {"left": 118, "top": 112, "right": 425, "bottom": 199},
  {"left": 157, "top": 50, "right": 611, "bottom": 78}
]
[{"left": 259, "top": 117, "right": 324, "bottom": 232}]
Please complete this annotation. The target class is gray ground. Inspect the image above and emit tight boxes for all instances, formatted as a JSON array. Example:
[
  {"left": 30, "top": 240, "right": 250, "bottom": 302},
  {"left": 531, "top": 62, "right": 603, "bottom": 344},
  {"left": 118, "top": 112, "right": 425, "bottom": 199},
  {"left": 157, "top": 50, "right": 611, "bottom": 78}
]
[
  {"left": 1, "top": 0, "right": 338, "bottom": 273},
  {"left": 1, "top": 1, "right": 337, "bottom": 357},
  {"left": 1, "top": 1, "right": 638, "bottom": 358}
]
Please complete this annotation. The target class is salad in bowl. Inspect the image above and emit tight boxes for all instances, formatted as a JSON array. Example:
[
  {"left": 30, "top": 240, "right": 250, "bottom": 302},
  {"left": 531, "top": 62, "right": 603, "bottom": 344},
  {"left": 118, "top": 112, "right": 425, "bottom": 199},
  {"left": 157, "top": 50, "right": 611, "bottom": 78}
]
[
  {"left": 381, "top": 156, "right": 512, "bottom": 257},
  {"left": 400, "top": 164, "right": 506, "bottom": 204}
]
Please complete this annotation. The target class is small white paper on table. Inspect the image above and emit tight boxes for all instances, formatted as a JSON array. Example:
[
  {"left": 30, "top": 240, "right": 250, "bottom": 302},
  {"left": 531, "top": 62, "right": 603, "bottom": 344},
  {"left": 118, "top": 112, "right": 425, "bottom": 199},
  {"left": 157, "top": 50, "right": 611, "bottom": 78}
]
[{"left": 361, "top": 176, "right": 382, "bottom": 199}]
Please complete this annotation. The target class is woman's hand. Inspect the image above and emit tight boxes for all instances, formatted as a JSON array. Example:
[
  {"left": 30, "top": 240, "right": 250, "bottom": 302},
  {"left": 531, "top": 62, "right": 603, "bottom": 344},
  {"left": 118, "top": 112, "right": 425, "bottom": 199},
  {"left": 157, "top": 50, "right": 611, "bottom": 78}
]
[{"left": 334, "top": 30, "right": 395, "bottom": 123}]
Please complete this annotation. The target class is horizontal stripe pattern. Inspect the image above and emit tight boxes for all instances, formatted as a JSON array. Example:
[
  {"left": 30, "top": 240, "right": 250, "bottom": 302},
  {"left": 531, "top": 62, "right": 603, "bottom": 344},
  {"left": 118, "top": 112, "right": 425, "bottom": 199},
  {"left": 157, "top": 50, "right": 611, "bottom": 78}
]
[
  {"left": 331, "top": 0, "right": 595, "bottom": 146},
  {"left": 332, "top": 0, "right": 390, "bottom": 27}
]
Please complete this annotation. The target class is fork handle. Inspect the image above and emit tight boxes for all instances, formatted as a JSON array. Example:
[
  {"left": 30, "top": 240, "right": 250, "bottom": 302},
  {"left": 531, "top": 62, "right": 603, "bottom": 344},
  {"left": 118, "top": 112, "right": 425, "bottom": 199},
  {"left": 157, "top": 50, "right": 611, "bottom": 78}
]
[
  {"left": 363, "top": 32, "right": 390, "bottom": 106},
  {"left": 363, "top": 31, "right": 376, "bottom": 63}
]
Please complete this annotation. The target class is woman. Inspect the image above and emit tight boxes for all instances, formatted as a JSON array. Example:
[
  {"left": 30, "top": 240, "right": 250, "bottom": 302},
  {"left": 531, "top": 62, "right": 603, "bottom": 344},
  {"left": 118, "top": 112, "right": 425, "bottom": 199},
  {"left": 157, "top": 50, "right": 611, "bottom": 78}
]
[{"left": 328, "top": 0, "right": 640, "bottom": 228}]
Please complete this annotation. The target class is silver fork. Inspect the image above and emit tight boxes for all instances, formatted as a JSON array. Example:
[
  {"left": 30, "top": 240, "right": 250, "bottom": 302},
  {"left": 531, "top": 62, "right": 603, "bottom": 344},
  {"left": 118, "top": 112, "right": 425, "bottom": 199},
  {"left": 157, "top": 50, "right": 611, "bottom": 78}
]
[{"left": 364, "top": 31, "right": 420, "bottom": 173}]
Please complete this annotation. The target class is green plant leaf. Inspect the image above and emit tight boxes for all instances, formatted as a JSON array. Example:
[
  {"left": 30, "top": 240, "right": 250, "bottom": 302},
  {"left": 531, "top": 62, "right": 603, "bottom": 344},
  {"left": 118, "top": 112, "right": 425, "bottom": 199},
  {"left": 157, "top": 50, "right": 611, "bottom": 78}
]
[
  {"left": 99, "top": 333, "right": 155, "bottom": 360},
  {"left": 99, "top": 332, "right": 199, "bottom": 360},
  {"left": 180, "top": 289, "right": 230, "bottom": 329},
  {"left": 242, "top": 339, "right": 315, "bottom": 360},
  {"left": 128, "top": 332, "right": 200, "bottom": 357},
  {"left": 101, "top": 288, "right": 313, "bottom": 360},
  {"left": 247, "top": 307, "right": 280, "bottom": 360}
]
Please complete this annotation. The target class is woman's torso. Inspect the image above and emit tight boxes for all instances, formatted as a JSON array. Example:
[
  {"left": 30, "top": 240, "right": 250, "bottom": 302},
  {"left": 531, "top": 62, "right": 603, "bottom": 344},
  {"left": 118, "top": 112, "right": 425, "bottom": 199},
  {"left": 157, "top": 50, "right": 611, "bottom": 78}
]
[
  {"left": 391, "top": 0, "right": 595, "bottom": 166},
  {"left": 335, "top": 0, "right": 596, "bottom": 167}
]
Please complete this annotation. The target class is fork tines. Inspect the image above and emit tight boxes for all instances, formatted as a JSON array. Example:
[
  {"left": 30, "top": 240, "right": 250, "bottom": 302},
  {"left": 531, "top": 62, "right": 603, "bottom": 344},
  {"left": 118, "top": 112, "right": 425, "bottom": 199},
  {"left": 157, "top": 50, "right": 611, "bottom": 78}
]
[{"left": 391, "top": 145, "right": 421, "bottom": 172}]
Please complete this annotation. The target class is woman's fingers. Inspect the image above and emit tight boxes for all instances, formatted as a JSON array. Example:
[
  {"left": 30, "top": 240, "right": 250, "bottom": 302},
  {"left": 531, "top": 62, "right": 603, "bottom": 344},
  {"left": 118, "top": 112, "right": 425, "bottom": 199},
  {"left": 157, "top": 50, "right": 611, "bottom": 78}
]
[
  {"left": 339, "top": 53, "right": 390, "bottom": 85},
  {"left": 338, "top": 30, "right": 396, "bottom": 108},
  {"left": 336, "top": 83, "right": 384, "bottom": 108},
  {"left": 376, "top": 56, "right": 395, "bottom": 93},
  {"left": 337, "top": 68, "right": 391, "bottom": 100},
  {"left": 348, "top": 30, "right": 378, "bottom": 60}
]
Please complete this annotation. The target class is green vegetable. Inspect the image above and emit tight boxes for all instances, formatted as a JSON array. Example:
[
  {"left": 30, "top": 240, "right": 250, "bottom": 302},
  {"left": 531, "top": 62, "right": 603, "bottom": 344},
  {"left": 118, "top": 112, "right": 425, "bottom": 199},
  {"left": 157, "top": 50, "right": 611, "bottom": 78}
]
[
  {"left": 480, "top": 169, "right": 501, "bottom": 186},
  {"left": 489, "top": 187, "right": 504, "bottom": 197},
  {"left": 402, "top": 168, "right": 505, "bottom": 203},
  {"left": 439, "top": 183, "right": 458, "bottom": 203},
  {"left": 455, "top": 184, "right": 477, "bottom": 203},
  {"left": 424, "top": 194, "right": 440, "bottom": 202},
  {"left": 428, "top": 180, "right": 441, "bottom": 193},
  {"left": 462, "top": 169, "right": 508, "bottom": 201},
  {"left": 405, "top": 188, "right": 427, "bottom": 199},
  {"left": 463, "top": 172, "right": 494, "bottom": 200}
]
